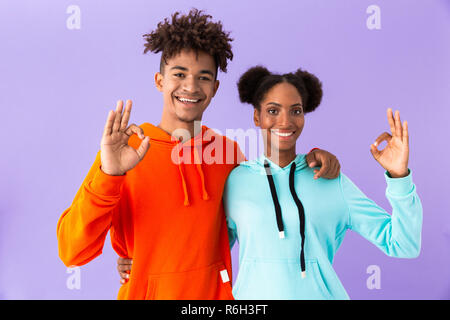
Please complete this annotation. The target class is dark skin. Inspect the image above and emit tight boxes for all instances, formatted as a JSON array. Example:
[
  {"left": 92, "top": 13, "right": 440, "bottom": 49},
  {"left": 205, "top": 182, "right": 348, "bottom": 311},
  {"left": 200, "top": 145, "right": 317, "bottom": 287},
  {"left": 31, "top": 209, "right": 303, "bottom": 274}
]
[
  {"left": 256, "top": 83, "right": 305, "bottom": 168},
  {"left": 116, "top": 53, "right": 342, "bottom": 284}
]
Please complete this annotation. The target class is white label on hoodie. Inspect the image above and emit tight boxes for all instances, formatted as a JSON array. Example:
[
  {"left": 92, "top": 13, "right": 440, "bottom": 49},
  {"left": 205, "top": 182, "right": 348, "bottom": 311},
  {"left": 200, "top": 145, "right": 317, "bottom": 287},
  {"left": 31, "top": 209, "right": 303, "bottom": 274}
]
[{"left": 220, "top": 269, "right": 230, "bottom": 283}]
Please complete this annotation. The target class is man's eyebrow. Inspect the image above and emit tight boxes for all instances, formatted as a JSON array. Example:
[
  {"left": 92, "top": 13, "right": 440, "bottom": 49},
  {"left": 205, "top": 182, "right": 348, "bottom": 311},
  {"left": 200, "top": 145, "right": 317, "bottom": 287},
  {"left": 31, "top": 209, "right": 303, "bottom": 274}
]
[
  {"left": 170, "top": 66, "right": 214, "bottom": 77},
  {"left": 199, "top": 70, "right": 215, "bottom": 77},
  {"left": 170, "top": 66, "right": 188, "bottom": 71}
]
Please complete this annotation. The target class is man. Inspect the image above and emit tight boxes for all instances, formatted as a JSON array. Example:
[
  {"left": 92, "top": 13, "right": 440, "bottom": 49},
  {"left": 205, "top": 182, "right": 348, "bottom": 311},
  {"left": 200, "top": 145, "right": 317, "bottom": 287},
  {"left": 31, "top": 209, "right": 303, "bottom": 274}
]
[{"left": 57, "top": 8, "right": 340, "bottom": 300}]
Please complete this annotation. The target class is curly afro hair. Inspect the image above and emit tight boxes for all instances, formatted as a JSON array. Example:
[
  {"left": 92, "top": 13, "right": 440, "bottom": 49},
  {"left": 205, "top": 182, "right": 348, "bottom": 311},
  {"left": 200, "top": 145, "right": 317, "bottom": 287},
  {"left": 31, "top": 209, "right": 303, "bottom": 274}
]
[
  {"left": 237, "top": 66, "right": 323, "bottom": 113},
  {"left": 143, "top": 8, "right": 233, "bottom": 74}
]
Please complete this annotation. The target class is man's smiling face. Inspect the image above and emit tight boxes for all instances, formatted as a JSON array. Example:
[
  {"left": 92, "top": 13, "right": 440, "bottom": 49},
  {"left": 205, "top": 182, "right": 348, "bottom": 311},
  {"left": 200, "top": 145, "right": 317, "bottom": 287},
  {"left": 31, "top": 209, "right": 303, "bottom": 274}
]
[{"left": 155, "top": 49, "right": 220, "bottom": 124}]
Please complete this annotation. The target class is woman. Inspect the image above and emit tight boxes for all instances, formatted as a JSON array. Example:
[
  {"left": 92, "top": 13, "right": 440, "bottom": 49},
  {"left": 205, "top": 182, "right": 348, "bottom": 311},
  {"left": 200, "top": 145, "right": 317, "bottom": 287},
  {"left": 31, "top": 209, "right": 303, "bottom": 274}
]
[{"left": 223, "top": 66, "right": 422, "bottom": 300}]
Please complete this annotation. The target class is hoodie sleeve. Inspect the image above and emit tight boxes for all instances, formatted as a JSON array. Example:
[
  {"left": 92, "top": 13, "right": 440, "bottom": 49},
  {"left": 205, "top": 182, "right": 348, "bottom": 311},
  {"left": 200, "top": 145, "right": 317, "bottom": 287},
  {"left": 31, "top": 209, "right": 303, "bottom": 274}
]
[
  {"left": 56, "top": 151, "right": 126, "bottom": 267},
  {"left": 223, "top": 171, "right": 238, "bottom": 249},
  {"left": 223, "top": 194, "right": 238, "bottom": 249},
  {"left": 340, "top": 171, "right": 422, "bottom": 258},
  {"left": 225, "top": 211, "right": 238, "bottom": 249}
]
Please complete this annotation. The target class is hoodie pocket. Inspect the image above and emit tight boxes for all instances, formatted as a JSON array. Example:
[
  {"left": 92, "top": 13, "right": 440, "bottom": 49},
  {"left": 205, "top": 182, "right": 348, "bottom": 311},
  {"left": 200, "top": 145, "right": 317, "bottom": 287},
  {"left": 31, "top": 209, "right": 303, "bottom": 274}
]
[
  {"left": 145, "top": 262, "right": 234, "bottom": 300},
  {"left": 308, "top": 259, "right": 333, "bottom": 299},
  {"left": 234, "top": 258, "right": 332, "bottom": 300}
]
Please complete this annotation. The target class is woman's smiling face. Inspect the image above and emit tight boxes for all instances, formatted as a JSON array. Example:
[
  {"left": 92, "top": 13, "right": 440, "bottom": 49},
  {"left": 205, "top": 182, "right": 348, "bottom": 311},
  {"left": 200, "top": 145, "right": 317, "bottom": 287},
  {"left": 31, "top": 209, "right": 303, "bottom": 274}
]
[{"left": 254, "top": 82, "right": 305, "bottom": 154}]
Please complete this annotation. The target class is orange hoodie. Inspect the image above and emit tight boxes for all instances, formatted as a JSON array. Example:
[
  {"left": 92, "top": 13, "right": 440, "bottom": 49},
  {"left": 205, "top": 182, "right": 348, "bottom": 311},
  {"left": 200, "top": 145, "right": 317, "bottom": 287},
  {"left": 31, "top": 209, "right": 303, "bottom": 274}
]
[{"left": 57, "top": 123, "right": 244, "bottom": 299}]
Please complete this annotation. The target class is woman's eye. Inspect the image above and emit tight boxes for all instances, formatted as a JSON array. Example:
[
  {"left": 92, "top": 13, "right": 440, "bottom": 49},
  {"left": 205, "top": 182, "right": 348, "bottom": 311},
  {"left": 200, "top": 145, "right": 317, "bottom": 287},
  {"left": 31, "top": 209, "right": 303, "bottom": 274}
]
[
  {"left": 293, "top": 109, "right": 303, "bottom": 115},
  {"left": 267, "top": 109, "right": 278, "bottom": 115}
]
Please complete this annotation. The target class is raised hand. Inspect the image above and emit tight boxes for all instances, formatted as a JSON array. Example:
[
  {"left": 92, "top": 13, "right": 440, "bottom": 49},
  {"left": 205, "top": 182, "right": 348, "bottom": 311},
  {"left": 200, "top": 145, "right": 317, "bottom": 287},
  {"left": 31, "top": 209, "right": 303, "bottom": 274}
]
[
  {"left": 370, "top": 108, "right": 409, "bottom": 178},
  {"left": 100, "top": 100, "right": 150, "bottom": 176}
]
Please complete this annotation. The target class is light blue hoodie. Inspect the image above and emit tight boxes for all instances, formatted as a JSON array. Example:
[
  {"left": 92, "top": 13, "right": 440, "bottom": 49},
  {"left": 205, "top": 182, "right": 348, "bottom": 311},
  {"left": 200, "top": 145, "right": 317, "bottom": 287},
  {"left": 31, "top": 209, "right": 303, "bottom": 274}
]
[{"left": 223, "top": 154, "right": 422, "bottom": 300}]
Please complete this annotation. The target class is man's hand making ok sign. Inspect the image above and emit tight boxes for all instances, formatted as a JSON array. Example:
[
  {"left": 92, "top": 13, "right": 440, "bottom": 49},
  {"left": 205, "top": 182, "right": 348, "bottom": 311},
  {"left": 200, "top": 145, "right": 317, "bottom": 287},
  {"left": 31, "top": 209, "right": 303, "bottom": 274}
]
[{"left": 100, "top": 100, "right": 150, "bottom": 176}]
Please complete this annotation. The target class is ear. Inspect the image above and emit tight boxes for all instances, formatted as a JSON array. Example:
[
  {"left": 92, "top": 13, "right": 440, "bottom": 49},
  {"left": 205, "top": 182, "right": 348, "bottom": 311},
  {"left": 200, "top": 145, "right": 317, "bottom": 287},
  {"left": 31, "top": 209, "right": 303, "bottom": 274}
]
[
  {"left": 154, "top": 72, "right": 164, "bottom": 92},
  {"left": 212, "top": 80, "right": 220, "bottom": 97},
  {"left": 253, "top": 108, "right": 261, "bottom": 127}
]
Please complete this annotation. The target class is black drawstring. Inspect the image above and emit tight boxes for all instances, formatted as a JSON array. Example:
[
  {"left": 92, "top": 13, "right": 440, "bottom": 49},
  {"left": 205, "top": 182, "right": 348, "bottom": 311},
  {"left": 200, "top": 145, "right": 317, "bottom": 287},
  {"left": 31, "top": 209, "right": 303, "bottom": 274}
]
[
  {"left": 264, "top": 161, "right": 285, "bottom": 238},
  {"left": 289, "top": 163, "right": 306, "bottom": 278},
  {"left": 263, "top": 160, "right": 306, "bottom": 278}
]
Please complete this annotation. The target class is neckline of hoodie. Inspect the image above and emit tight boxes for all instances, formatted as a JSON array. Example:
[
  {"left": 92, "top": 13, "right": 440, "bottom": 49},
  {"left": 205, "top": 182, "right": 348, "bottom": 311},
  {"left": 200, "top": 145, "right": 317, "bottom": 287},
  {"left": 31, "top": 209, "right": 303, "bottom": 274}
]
[
  {"left": 241, "top": 154, "right": 307, "bottom": 174},
  {"left": 140, "top": 122, "right": 216, "bottom": 148},
  {"left": 261, "top": 154, "right": 306, "bottom": 171}
]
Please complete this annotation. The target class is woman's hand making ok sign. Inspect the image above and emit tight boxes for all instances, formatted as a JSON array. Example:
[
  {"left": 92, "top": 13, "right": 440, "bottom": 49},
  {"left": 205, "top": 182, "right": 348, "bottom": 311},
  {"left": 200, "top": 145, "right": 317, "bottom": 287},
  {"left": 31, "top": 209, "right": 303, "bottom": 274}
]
[{"left": 370, "top": 108, "right": 409, "bottom": 178}]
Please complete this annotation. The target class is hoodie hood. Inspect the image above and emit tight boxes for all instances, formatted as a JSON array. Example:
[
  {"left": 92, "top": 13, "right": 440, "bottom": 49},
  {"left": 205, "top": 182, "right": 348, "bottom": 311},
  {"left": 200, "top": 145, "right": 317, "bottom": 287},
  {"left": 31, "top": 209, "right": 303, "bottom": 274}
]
[
  {"left": 140, "top": 122, "right": 215, "bottom": 147},
  {"left": 138, "top": 122, "right": 217, "bottom": 206}
]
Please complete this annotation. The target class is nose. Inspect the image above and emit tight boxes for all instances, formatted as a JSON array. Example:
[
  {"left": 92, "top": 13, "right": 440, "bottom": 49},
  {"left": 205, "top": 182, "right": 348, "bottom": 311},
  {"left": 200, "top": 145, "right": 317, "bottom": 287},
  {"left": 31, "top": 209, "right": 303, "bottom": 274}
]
[
  {"left": 277, "top": 110, "right": 292, "bottom": 128},
  {"left": 182, "top": 75, "right": 200, "bottom": 94}
]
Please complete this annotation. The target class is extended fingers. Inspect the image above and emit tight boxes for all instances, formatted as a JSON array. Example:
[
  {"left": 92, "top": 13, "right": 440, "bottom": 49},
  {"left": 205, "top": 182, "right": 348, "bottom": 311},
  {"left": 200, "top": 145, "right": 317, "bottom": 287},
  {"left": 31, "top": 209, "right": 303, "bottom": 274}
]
[
  {"left": 120, "top": 100, "right": 133, "bottom": 131},
  {"left": 103, "top": 110, "right": 115, "bottom": 138},
  {"left": 387, "top": 108, "right": 396, "bottom": 136},
  {"left": 103, "top": 99, "right": 133, "bottom": 138},
  {"left": 402, "top": 120, "right": 409, "bottom": 146},
  {"left": 112, "top": 100, "right": 124, "bottom": 132},
  {"left": 387, "top": 108, "right": 403, "bottom": 139},
  {"left": 394, "top": 110, "right": 403, "bottom": 138}
]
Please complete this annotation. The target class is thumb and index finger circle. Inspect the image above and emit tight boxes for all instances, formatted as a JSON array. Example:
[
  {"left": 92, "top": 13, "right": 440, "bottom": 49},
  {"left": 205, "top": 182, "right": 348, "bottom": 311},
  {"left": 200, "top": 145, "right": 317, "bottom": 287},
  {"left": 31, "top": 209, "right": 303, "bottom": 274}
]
[
  {"left": 125, "top": 124, "right": 145, "bottom": 140},
  {"left": 370, "top": 132, "right": 392, "bottom": 158},
  {"left": 124, "top": 124, "right": 150, "bottom": 160},
  {"left": 373, "top": 132, "right": 392, "bottom": 149}
]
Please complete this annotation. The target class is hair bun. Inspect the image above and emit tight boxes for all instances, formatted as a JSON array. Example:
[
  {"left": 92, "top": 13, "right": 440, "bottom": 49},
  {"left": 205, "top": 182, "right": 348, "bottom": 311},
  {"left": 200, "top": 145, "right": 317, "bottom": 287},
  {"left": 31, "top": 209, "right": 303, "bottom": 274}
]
[
  {"left": 294, "top": 69, "right": 323, "bottom": 112},
  {"left": 237, "top": 66, "right": 271, "bottom": 104}
]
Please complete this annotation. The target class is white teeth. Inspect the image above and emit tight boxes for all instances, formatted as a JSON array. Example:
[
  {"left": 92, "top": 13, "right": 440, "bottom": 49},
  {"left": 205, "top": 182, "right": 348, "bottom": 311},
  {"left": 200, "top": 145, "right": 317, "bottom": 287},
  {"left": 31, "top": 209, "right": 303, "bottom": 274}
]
[
  {"left": 272, "top": 130, "right": 294, "bottom": 137},
  {"left": 177, "top": 97, "right": 200, "bottom": 103}
]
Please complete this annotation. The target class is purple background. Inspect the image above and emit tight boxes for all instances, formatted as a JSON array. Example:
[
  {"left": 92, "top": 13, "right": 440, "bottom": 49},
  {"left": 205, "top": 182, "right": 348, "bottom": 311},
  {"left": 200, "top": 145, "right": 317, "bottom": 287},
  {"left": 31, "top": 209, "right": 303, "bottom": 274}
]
[{"left": 1, "top": 0, "right": 449, "bottom": 299}]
